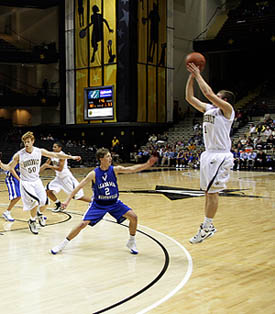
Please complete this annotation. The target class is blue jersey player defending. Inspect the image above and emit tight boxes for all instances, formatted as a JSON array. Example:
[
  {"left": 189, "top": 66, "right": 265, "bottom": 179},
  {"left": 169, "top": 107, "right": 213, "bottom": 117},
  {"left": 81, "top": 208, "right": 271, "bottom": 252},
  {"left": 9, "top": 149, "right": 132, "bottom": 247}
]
[
  {"left": 51, "top": 148, "right": 157, "bottom": 255},
  {"left": 2, "top": 160, "right": 21, "bottom": 222}
]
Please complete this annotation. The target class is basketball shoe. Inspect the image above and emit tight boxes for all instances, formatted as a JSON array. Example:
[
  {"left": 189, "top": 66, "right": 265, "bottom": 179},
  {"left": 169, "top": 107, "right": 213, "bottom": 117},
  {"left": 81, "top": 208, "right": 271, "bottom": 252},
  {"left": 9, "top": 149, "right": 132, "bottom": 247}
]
[
  {"left": 189, "top": 223, "right": 217, "bottom": 244},
  {"left": 51, "top": 240, "right": 68, "bottom": 254},
  {"left": 3, "top": 221, "right": 14, "bottom": 231},
  {"left": 28, "top": 219, "right": 38, "bottom": 235},
  {"left": 2, "top": 210, "right": 15, "bottom": 222},
  {"left": 52, "top": 201, "right": 61, "bottom": 213},
  {"left": 127, "top": 239, "right": 138, "bottom": 254},
  {"left": 37, "top": 213, "right": 46, "bottom": 227}
]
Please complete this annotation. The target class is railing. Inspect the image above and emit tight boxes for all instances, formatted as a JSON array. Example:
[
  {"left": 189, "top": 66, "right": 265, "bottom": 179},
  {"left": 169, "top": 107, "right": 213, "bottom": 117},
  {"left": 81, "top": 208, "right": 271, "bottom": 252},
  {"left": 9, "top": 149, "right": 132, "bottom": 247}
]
[
  {"left": 0, "top": 72, "right": 60, "bottom": 97},
  {"left": 1, "top": 26, "right": 38, "bottom": 51},
  {"left": 0, "top": 28, "right": 58, "bottom": 64}
]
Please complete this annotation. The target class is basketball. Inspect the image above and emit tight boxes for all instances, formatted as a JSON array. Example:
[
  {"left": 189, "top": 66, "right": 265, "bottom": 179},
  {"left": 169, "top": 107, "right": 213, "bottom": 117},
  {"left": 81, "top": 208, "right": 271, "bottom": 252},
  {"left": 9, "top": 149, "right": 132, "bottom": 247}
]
[{"left": 185, "top": 52, "right": 206, "bottom": 71}]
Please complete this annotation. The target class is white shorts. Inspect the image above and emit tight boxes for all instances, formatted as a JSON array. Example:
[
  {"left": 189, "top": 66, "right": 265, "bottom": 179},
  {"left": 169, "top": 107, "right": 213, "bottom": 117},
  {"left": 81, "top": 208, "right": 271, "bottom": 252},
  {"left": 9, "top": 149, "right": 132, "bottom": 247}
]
[
  {"left": 20, "top": 179, "right": 48, "bottom": 211},
  {"left": 200, "top": 151, "right": 233, "bottom": 193},
  {"left": 46, "top": 174, "right": 84, "bottom": 200}
]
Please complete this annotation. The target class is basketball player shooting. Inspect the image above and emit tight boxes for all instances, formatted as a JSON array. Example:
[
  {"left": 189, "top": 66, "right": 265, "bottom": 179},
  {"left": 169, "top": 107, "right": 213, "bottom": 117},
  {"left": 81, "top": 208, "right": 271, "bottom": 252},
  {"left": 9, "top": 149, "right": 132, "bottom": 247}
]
[{"left": 185, "top": 62, "right": 235, "bottom": 244}]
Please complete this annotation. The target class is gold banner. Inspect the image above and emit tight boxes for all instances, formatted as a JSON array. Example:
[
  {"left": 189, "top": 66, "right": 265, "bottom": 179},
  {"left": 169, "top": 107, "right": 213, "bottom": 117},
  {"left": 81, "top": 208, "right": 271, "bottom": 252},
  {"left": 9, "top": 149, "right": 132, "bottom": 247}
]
[
  {"left": 104, "top": 64, "right": 117, "bottom": 122},
  {"left": 76, "top": 69, "right": 88, "bottom": 124},
  {"left": 137, "top": 64, "right": 147, "bottom": 122},
  {"left": 158, "top": 67, "right": 166, "bottom": 122},
  {"left": 75, "top": 0, "right": 117, "bottom": 124},
  {"left": 103, "top": 1, "right": 116, "bottom": 65},
  {"left": 148, "top": 65, "right": 156, "bottom": 122},
  {"left": 75, "top": 0, "right": 88, "bottom": 69},
  {"left": 137, "top": 0, "right": 167, "bottom": 122}
]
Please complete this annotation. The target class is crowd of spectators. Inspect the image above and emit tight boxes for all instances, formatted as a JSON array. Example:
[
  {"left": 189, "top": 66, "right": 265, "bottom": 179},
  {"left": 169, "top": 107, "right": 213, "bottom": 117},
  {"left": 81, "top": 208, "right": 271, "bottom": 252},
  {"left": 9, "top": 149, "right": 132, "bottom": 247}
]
[
  {"left": 232, "top": 114, "right": 275, "bottom": 170},
  {"left": 0, "top": 110, "right": 274, "bottom": 172},
  {"left": 0, "top": 128, "right": 130, "bottom": 167},
  {"left": 0, "top": 127, "right": 22, "bottom": 143},
  {"left": 230, "top": 0, "right": 274, "bottom": 19},
  {"left": 131, "top": 129, "right": 203, "bottom": 170},
  {"left": 131, "top": 113, "right": 275, "bottom": 172}
]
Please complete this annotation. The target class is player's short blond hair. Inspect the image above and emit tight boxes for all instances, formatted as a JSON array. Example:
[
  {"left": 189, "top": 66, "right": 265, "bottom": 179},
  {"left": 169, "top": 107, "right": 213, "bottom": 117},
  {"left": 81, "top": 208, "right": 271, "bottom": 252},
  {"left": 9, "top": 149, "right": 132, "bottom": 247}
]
[
  {"left": 21, "top": 131, "right": 35, "bottom": 142},
  {"left": 96, "top": 148, "right": 110, "bottom": 160},
  {"left": 218, "top": 90, "right": 235, "bottom": 105}
]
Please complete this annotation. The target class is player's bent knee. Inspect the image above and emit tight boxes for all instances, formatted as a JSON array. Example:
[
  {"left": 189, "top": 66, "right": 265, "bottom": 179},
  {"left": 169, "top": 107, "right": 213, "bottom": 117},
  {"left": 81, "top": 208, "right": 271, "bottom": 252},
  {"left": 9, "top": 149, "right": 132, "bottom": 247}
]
[
  {"left": 79, "top": 221, "right": 90, "bottom": 229},
  {"left": 126, "top": 211, "right": 138, "bottom": 223}
]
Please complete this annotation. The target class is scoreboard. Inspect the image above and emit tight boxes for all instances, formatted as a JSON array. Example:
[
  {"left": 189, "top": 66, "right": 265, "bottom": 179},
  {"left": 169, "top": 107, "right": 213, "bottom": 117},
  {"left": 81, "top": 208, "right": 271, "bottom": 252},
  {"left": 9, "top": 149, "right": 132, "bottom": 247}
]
[{"left": 84, "top": 85, "right": 114, "bottom": 120}]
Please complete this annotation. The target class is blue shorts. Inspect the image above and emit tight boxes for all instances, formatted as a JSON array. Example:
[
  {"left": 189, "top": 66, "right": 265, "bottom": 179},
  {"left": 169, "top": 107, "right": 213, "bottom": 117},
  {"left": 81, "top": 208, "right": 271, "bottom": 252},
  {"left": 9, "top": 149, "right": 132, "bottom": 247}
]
[
  {"left": 5, "top": 176, "right": 21, "bottom": 200},
  {"left": 83, "top": 199, "right": 131, "bottom": 226}
]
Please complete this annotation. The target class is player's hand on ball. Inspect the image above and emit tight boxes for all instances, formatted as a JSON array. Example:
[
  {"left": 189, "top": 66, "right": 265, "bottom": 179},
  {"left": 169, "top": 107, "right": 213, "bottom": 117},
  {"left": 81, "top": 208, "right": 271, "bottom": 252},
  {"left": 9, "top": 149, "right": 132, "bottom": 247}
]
[{"left": 186, "top": 62, "right": 200, "bottom": 76}]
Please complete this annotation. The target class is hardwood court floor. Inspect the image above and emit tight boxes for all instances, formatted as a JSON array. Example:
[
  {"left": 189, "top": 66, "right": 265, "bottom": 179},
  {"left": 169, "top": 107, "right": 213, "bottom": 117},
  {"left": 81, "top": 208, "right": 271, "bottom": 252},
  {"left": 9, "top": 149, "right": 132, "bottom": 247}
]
[{"left": 0, "top": 167, "right": 274, "bottom": 314}]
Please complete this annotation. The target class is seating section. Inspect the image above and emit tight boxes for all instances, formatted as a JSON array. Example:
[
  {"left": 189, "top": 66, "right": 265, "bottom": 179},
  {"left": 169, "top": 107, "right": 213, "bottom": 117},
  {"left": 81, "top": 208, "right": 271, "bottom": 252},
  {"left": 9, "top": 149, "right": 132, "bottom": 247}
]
[{"left": 217, "top": 0, "right": 275, "bottom": 41}]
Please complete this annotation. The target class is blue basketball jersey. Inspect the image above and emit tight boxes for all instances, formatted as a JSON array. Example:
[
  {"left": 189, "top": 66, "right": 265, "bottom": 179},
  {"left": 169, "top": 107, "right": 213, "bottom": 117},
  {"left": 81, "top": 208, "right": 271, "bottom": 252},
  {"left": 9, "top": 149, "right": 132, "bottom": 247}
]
[
  {"left": 93, "top": 166, "right": 119, "bottom": 203},
  {"left": 5, "top": 160, "right": 20, "bottom": 200}
]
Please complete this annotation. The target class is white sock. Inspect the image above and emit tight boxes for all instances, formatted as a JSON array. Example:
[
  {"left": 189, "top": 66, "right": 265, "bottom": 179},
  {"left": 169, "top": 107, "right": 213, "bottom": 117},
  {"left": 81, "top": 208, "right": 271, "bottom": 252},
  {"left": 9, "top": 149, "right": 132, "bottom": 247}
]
[
  {"left": 60, "top": 238, "right": 70, "bottom": 248},
  {"left": 203, "top": 217, "right": 213, "bottom": 229},
  {"left": 37, "top": 205, "right": 43, "bottom": 215},
  {"left": 55, "top": 199, "right": 61, "bottom": 204},
  {"left": 30, "top": 216, "right": 36, "bottom": 221},
  {"left": 129, "top": 235, "right": 136, "bottom": 242}
]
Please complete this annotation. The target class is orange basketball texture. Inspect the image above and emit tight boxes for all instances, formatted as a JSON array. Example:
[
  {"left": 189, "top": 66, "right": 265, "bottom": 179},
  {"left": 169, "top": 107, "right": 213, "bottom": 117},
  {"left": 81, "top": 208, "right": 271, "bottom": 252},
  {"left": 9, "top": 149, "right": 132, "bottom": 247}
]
[{"left": 185, "top": 52, "right": 206, "bottom": 71}]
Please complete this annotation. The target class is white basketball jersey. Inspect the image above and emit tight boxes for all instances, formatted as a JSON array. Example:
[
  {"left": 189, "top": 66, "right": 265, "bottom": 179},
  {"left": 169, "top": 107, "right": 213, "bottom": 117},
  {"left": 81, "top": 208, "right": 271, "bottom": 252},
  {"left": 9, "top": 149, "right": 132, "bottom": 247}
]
[
  {"left": 51, "top": 151, "right": 71, "bottom": 178},
  {"left": 18, "top": 146, "right": 41, "bottom": 182},
  {"left": 203, "top": 104, "right": 235, "bottom": 152}
]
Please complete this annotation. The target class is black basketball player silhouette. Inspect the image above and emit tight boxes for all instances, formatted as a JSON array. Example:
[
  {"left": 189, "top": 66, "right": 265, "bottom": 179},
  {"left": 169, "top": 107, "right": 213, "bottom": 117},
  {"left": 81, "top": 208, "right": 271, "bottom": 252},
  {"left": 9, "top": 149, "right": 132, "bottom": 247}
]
[
  {"left": 159, "top": 42, "right": 166, "bottom": 66},
  {"left": 142, "top": 3, "right": 160, "bottom": 62},
  {"left": 83, "top": 5, "right": 114, "bottom": 63},
  {"left": 78, "top": 0, "right": 84, "bottom": 27},
  {"left": 107, "top": 40, "right": 116, "bottom": 63}
]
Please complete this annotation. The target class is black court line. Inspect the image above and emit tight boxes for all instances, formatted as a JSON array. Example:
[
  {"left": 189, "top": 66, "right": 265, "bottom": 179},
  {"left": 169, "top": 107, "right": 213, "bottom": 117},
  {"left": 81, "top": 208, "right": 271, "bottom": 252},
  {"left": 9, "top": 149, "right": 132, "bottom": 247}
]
[
  {"left": 0, "top": 212, "right": 72, "bottom": 233},
  {"left": 1, "top": 208, "right": 170, "bottom": 313},
  {"left": 92, "top": 219, "right": 170, "bottom": 314},
  {"left": 55, "top": 210, "right": 171, "bottom": 313}
]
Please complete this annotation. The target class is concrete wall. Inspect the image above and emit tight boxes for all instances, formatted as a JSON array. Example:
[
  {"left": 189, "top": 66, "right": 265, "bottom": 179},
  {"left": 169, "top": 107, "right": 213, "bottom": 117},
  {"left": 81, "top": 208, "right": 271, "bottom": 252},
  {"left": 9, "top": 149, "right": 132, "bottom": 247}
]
[
  {"left": 173, "top": 0, "right": 225, "bottom": 115},
  {"left": 0, "top": 5, "right": 60, "bottom": 126},
  {"left": 0, "top": 6, "right": 59, "bottom": 48}
]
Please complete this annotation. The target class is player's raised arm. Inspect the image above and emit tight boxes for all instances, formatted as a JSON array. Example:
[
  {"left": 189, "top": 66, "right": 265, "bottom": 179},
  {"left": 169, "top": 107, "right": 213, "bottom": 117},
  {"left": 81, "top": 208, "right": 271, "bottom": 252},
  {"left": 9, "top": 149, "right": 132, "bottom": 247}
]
[
  {"left": 187, "top": 63, "right": 233, "bottom": 118},
  {"left": 114, "top": 156, "right": 158, "bottom": 175},
  {"left": 0, "top": 153, "right": 19, "bottom": 171},
  {"left": 62, "top": 170, "right": 95, "bottom": 210},
  {"left": 185, "top": 71, "right": 208, "bottom": 113},
  {"left": 41, "top": 148, "right": 81, "bottom": 161}
]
